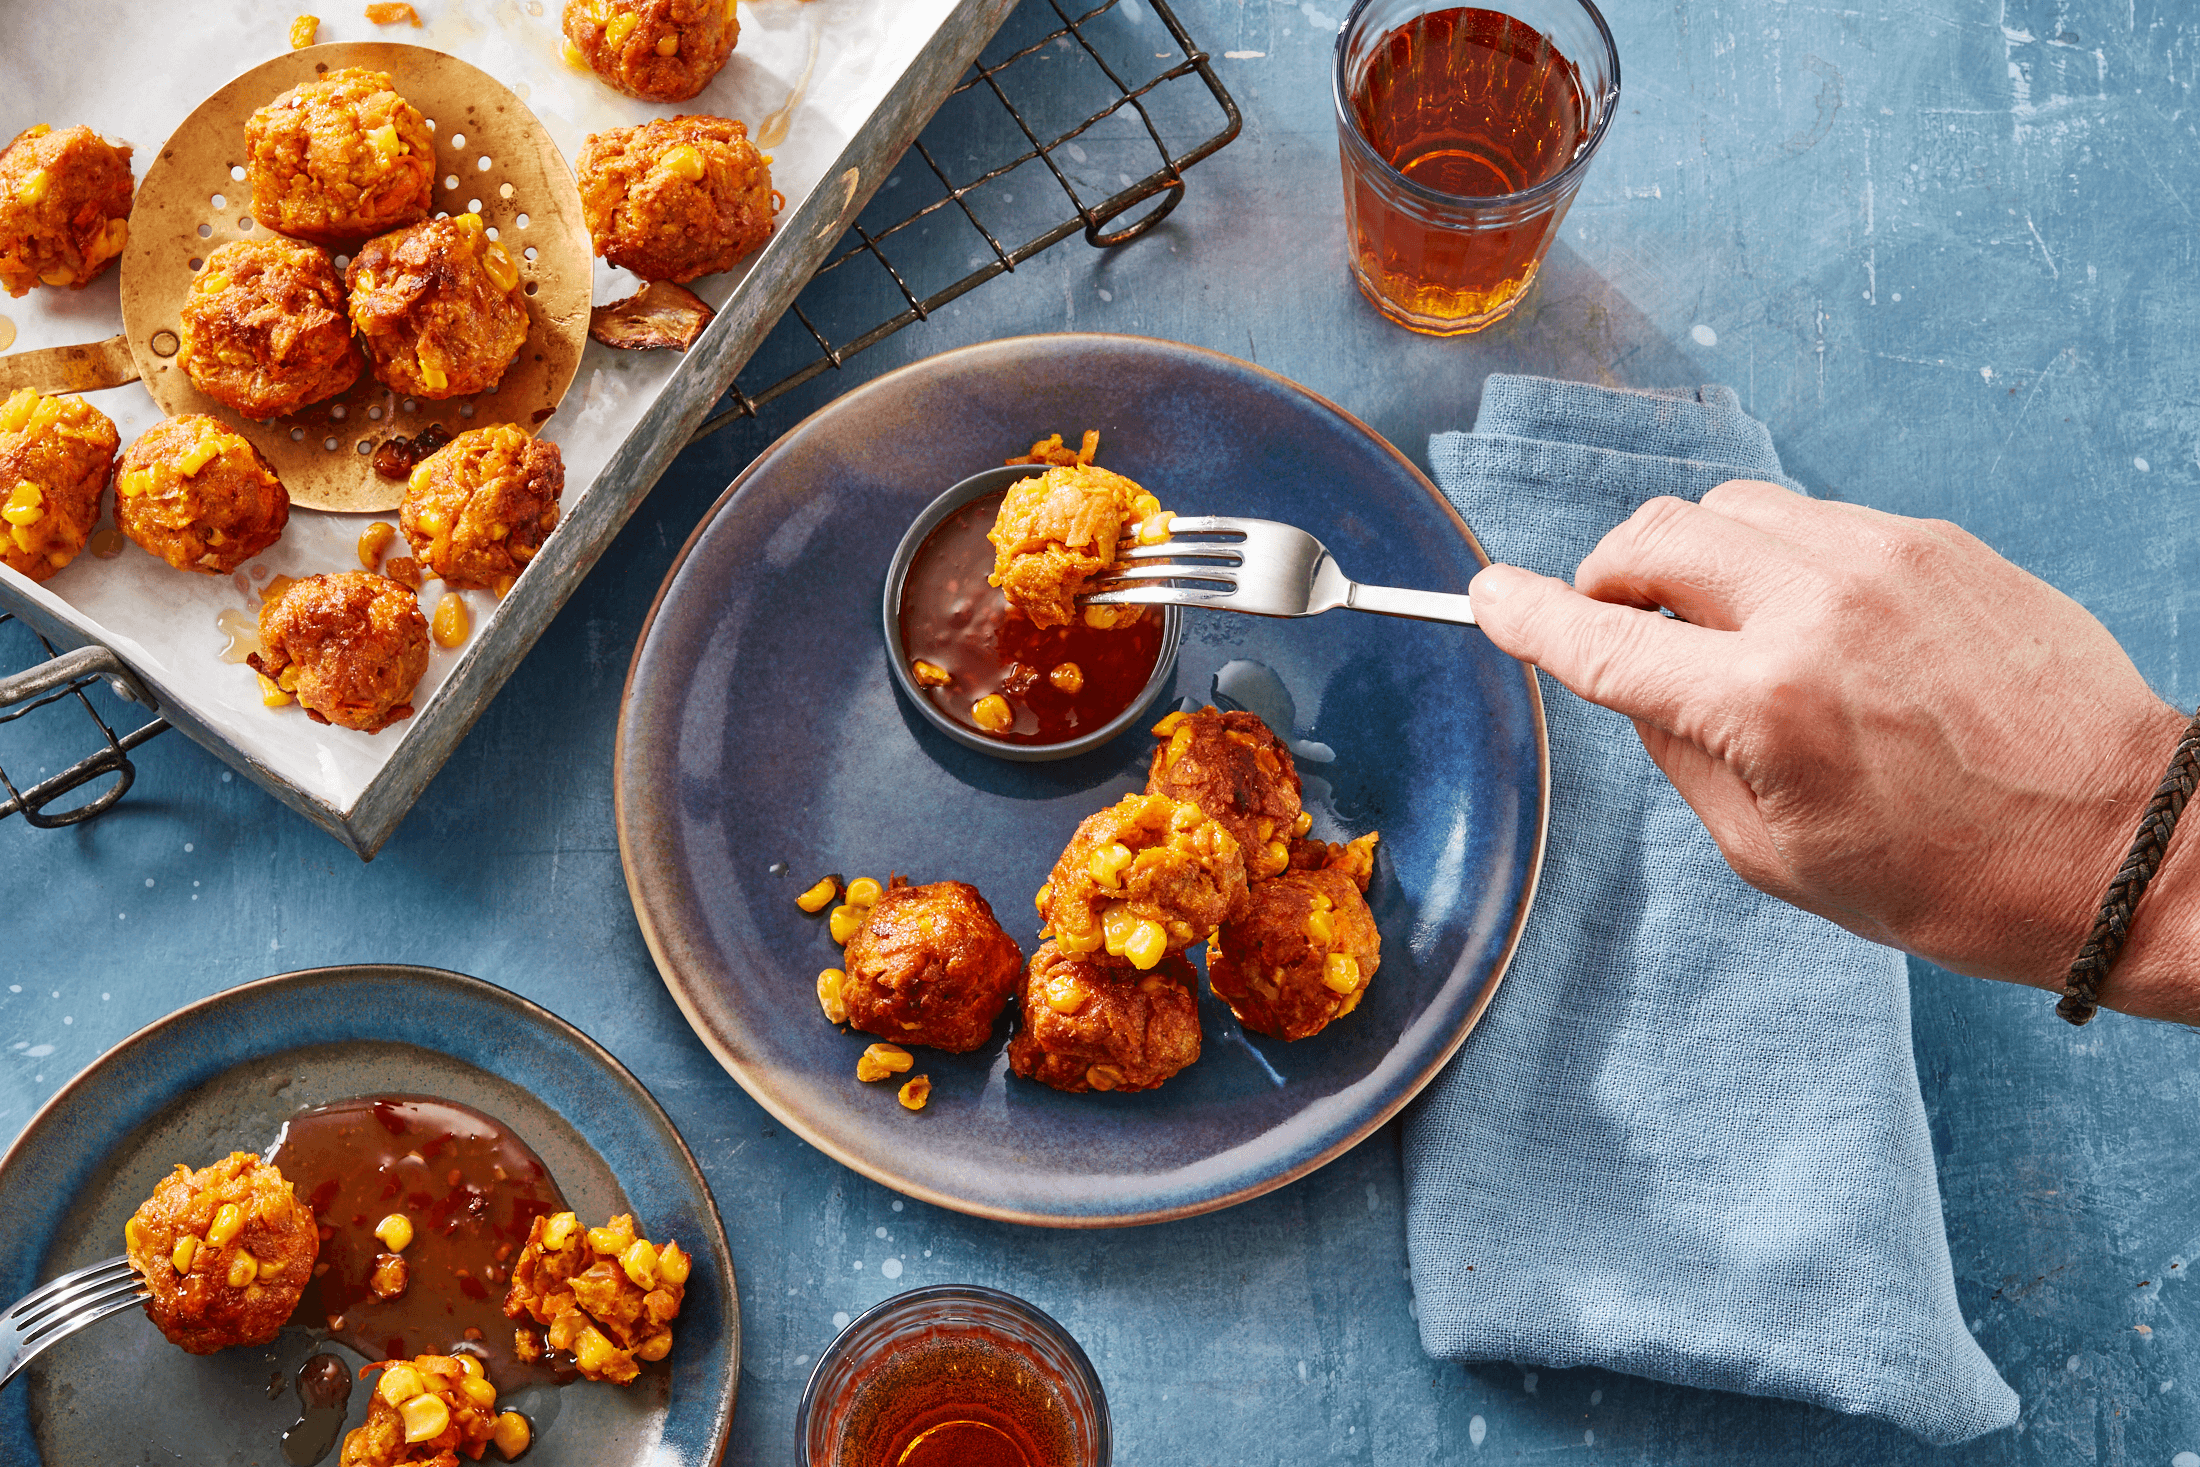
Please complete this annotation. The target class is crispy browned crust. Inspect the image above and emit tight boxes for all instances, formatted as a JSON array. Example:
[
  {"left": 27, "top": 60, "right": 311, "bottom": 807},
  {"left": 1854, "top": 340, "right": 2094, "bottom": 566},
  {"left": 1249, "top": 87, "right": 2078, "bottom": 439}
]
[
  {"left": 503, "top": 1213, "right": 686, "bottom": 1385},
  {"left": 1208, "top": 866, "right": 1381, "bottom": 1041},
  {"left": 0, "top": 124, "right": 132, "bottom": 297},
  {"left": 1146, "top": 707, "right": 1303, "bottom": 878},
  {"left": 841, "top": 878, "right": 1025, "bottom": 1053},
  {"left": 178, "top": 238, "right": 362, "bottom": 420},
  {"left": 251, "top": 571, "right": 428, "bottom": 733},
  {"left": 346, "top": 216, "right": 529, "bottom": 399},
  {"left": 986, "top": 464, "right": 1150, "bottom": 630},
  {"left": 589, "top": 279, "right": 715, "bottom": 350},
  {"left": 1008, "top": 944, "right": 1201, "bottom": 1093},
  {"left": 115, "top": 415, "right": 289, "bottom": 574},
  {"left": 577, "top": 114, "right": 773, "bottom": 283},
  {"left": 246, "top": 68, "right": 434, "bottom": 245},
  {"left": 124, "top": 1153, "right": 317, "bottom": 1355},
  {"left": 1040, "top": 792, "right": 1249, "bottom": 957},
  {"left": 399, "top": 425, "right": 562, "bottom": 589},
  {"left": 0, "top": 390, "right": 118, "bottom": 581},
  {"left": 563, "top": 0, "right": 740, "bottom": 102}
]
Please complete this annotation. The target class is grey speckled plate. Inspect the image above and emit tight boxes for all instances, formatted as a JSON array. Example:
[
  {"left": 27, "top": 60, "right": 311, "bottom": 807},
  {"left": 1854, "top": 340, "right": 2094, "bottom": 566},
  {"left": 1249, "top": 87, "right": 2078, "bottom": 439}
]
[
  {"left": 617, "top": 332, "right": 1548, "bottom": 1228},
  {"left": 0, "top": 965, "right": 736, "bottom": 1467}
]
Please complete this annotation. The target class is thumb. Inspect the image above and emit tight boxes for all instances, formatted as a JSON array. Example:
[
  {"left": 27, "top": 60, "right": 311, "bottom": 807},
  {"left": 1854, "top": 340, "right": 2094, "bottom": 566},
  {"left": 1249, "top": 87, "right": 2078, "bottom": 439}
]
[{"left": 1470, "top": 562, "right": 1727, "bottom": 732}]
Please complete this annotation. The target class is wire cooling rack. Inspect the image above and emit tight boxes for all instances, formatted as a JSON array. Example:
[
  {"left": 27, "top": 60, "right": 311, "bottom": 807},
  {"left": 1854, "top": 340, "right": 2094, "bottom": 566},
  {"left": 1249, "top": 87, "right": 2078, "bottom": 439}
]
[{"left": 1, "top": 0, "right": 1242, "bottom": 829}]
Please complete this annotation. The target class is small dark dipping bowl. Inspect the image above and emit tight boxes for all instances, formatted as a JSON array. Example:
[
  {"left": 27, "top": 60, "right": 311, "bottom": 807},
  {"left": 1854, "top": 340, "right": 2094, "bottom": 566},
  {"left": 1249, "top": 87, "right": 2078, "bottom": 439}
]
[{"left": 883, "top": 465, "right": 1182, "bottom": 762}]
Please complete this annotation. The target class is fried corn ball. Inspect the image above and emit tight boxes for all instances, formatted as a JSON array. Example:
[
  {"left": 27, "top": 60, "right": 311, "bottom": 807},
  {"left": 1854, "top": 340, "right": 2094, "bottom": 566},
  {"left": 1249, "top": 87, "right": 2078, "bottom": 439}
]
[
  {"left": 340, "top": 1353, "right": 500, "bottom": 1467},
  {"left": 399, "top": 425, "right": 562, "bottom": 589},
  {"left": 1145, "top": 707, "right": 1303, "bottom": 880},
  {"left": 839, "top": 876, "right": 1025, "bottom": 1053},
  {"left": 114, "top": 416, "right": 289, "bottom": 575},
  {"left": 987, "top": 463, "right": 1161, "bottom": 631},
  {"left": 1285, "top": 830, "right": 1380, "bottom": 893},
  {"left": 563, "top": 0, "right": 741, "bottom": 103},
  {"left": 177, "top": 238, "right": 363, "bottom": 420},
  {"left": 0, "top": 387, "right": 118, "bottom": 582},
  {"left": 1209, "top": 866, "right": 1381, "bottom": 1041},
  {"left": 347, "top": 213, "right": 529, "bottom": 399},
  {"left": 1039, "top": 792, "right": 1249, "bottom": 967},
  {"left": 1007, "top": 943, "right": 1202, "bottom": 1094},
  {"left": 577, "top": 115, "right": 773, "bottom": 284},
  {"left": 124, "top": 1153, "right": 317, "bottom": 1355},
  {"left": 503, "top": 1211, "right": 690, "bottom": 1385},
  {"left": 250, "top": 572, "right": 429, "bottom": 733},
  {"left": 246, "top": 67, "right": 434, "bottom": 245},
  {"left": 0, "top": 124, "right": 132, "bottom": 298}
]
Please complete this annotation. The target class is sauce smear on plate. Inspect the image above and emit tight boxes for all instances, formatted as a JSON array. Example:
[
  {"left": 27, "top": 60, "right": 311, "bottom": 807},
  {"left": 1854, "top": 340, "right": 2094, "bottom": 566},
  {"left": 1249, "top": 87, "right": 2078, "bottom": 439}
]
[{"left": 899, "top": 488, "right": 1161, "bottom": 744}]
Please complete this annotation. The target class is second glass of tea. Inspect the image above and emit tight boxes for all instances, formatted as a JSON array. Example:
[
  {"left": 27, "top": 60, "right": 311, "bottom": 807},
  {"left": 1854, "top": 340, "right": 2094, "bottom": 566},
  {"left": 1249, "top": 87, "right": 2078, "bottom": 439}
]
[{"left": 1334, "top": 0, "right": 1620, "bottom": 334}]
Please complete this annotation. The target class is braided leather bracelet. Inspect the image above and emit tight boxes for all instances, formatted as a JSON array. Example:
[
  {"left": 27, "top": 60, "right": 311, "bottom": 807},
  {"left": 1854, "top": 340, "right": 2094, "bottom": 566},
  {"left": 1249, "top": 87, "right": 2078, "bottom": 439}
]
[{"left": 2058, "top": 706, "right": 2200, "bottom": 1025}]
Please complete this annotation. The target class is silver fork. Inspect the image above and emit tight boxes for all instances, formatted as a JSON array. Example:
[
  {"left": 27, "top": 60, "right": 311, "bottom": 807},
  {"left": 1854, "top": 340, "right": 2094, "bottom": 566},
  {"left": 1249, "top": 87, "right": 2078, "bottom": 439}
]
[
  {"left": 0, "top": 1255, "right": 146, "bottom": 1388},
  {"left": 1083, "top": 517, "right": 1478, "bottom": 625}
]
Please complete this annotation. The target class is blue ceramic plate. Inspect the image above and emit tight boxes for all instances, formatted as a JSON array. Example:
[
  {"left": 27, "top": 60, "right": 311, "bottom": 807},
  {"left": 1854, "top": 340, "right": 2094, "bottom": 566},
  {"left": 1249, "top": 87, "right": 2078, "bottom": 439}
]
[
  {"left": 0, "top": 965, "right": 737, "bottom": 1467},
  {"left": 616, "top": 333, "right": 1548, "bottom": 1227}
]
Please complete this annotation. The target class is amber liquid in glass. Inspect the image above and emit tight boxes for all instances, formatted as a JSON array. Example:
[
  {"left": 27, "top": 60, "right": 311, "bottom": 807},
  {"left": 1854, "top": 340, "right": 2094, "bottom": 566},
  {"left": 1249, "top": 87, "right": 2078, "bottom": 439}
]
[
  {"left": 1347, "top": 6, "right": 1588, "bottom": 327},
  {"left": 836, "top": 1331, "right": 1078, "bottom": 1467}
]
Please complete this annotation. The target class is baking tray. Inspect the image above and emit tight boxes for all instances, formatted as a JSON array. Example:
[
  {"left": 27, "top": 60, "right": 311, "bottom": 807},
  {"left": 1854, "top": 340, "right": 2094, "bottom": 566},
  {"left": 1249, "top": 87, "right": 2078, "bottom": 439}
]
[{"left": 0, "top": 0, "right": 1017, "bottom": 857}]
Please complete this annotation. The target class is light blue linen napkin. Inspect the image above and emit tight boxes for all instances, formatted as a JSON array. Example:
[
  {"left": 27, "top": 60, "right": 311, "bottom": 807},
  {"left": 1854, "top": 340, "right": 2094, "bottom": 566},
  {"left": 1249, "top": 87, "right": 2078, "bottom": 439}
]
[{"left": 1404, "top": 375, "right": 2020, "bottom": 1444}]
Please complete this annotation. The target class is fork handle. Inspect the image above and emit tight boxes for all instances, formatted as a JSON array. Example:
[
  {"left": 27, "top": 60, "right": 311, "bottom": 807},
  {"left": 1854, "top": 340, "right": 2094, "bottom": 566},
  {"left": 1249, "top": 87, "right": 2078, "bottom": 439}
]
[{"left": 1344, "top": 581, "right": 1478, "bottom": 626}]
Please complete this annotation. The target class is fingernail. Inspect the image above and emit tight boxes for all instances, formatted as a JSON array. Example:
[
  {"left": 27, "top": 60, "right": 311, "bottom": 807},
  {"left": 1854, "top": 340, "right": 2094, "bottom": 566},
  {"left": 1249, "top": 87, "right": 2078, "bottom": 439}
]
[{"left": 1470, "top": 564, "right": 1522, "bottom": 607}]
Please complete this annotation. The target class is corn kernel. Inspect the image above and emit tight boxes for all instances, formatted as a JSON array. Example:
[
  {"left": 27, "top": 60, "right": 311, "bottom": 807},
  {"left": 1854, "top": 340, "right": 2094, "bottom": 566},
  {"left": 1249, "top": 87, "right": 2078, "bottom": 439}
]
[
  {"left": 377, "top": 1362, "right": 427, "bottom": 1405},
  {"left": 456, "top": 211, "right": 486, "bottom": 238},
  {"left": 1033, "top": 883, "right": 1051, "bottom": 912},
  {"left": 432, "top": 591, "right": 470, "bottom": 648},
  {"left": 24, "top": 395, "right": 61, "bottom": 437},
  {"left": 1322, "top": 952, "right": 1361, "bottom": 994},
  {"left": 655, "top": 31, "right": 680, "bottom": 55},
  {"left": 375, "top": 1213, "right": 415, "bottom": 1252},
  {"left": 605, "top": 11, "right": 638, "bottom": 46},
  {"left": 816, "top": 967, "right": 847, "bottom": 1023},
  {"left": 899, "top": 1075, "right": 931, "bottom": 1111},
  {"left": 911, "top": 658, "right": 949, "bottom": 688},
  {"left": 662, "top": 143, "right": 706, "bottom": 182},
  {"left": 0, "top": 389, "right": 38, "bottom": 434},
  {"left": 454, "top": 1354, "right": 484, "bottom": 1378},
  {"left": 1055, "top": 925, "right": 1103, "bottom": 956},
  {"left": 634, "top": 1330, "right": 674, "bottom": 1361},
  {"left": 1136, "top": 512, "right": 1174, "bottom": 546},
  {"left": 2, "top": 482, "right": 44, "bottom": 526},
  {"left": 400, "top": 1392, "right": 450, "bottom": 1444},
  {"left": 171, "top": 1234, "right": 199, "bottom": 1274},
  {"left": 460, "top": 1373, "right": 498, "bottom": 1408},
  {"left": 1164, "top": 724, "right": 1192, "bottom": 769},
  {"left": 1303, "top": 908, "right": 1335, "bottom": 944},
  {"left": 1123, "top": 919, "right": 1167, "bottom": 970},
  {"left": 8, "top": 523, "right": 32, "bottom": 553},
  {"left": 290, "top": 14, "right": 321, "bottom": 48},
  {"left": 38, "top": 266, "right": 74, "bottom": 287},
  {"left": 483, "top": 241, "right": 520, "bottom": 292},
  {"left": 276, "top": 664, "right": 302, "bottom": 692},
  {"left": 1087, "top": 842, "right": 1134, "bottom": 890},
  {"left": 1043, "top": 976, "right": 1086, "bottom": 1015},
  {"left": 541, "top": 1212, "right": 578, "bottom": 1250},
  {"left": 1085, "top": 1064, "right": 1124, "bottom": 1092},
  {"left": 620, "top": 1238, "right": 659, "bottom": 1288},
  {"left": 585, "top": 1224, "right": 627, "bottom": 1256},
  {"left": 562, "top": 36, "right": 589, "bottom": 68},
  {"left": 417, "top": 356, "right": 449, "bottom": 392},
  {"left": 574, "top": 1325, "right": 619, "bottom": 1374},
  {"left": 1048, "top": 662, "right": 1084, "bottom": 695},
  {"left": 1100, "top": 902, "right": 1138, "bottom": 957},
  {"left": 828, "top": 903, "right": 865, "bottom": 945},
  {"left": 1292, "top": 809, "right": 1313, "bottom": 837},
  {"left": 723, "top": 0, "right": 737, "bottom": 17},
  {"left": 358, "top": 520, "right": 396, "bottom": 571},
  {"left": 658, "top": 1241, "right": 691, "bottom": 1285},
  {"left": 197, "top": 272, "right": 232, "bottom": 296},
  {"left": 492, "top": 1410, "right": 532, "bottom": 1459},
  {"left": 19, "top": 170, "right": 49, "bottom": 207},
  {"left": 177, "top": 438, "right": 224, "bottom": 478},
  {"left": 118, "top": 468, "right": 156, "bottom": 498},
  {"left": 227, "top": 1250, "right": 260, "bottom": 1288},
  {"left": 1130, "top": 492, "right": 1160, "bottom": 520},
  {"left": 125, "top": 1218, "right": 146, "bottom": 1254},
  {"left": 845, "top": 876, "right": 882, "bottom": 907},
  {"left": 970, "top": 694, "right": 1013, "bottom": 734},
  {"left": 206, "top": 1203, "right": 245, "bottom": 1249},
  {"left": 1265, "top": 840, "right": 1289, "bottom": 871},
  {"left": 856, "top": 1043, "right": 913, "bottom": 1082},
  {"left": 796, "top": 876, "right": 839, "bottom": 913}
]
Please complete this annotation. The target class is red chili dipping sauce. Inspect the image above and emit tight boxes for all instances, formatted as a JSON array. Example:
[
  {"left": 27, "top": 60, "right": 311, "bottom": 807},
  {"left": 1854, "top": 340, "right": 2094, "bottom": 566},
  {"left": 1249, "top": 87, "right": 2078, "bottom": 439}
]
[
  {"left": 269, "top": 1094, "right": 566, "bottom": 1387},
  {"left": 899, "top": 488, "right": 1162, "bottom": 745}
]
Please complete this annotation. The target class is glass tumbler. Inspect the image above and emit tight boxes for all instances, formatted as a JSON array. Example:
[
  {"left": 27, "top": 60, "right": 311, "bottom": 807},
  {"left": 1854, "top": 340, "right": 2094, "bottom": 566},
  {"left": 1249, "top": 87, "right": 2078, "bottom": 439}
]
[
  {"left": 1334, "top": 0, "right": 1621, "bottom": 334},
  {"left": 799, "top": 1285, "right": 1111, "bottom": 1467}
]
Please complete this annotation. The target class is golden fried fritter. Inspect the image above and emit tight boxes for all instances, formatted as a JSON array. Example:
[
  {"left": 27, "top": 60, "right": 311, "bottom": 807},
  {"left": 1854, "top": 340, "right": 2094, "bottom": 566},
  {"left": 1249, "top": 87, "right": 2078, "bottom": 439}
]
[
  {"left": 0, "top": 387, "right": 118, "bottom": 582},
  {"left": 0, "top": 124, "right": 132, "bottom": 297},
  {"left": 114, "top": 416, "right": 289, "bottom": 575},
  {"left": 1008, "top": 944, "right": 1201, "bottom": 1093},
  {"left": 347, "top": 213, "right": 529, "bottom": 399},
  {"left": 178, "top": 238, "right": 362, "bottom": 420},
  {"left": 124, "top": 1153, "right": 317, "bottom": 1355},
  {"left": 503, "top": 1211, "right": 691, "bottom": 1385},
  {"left": 987, "top": 464, "right": 1166, "bottom": 630},
  {"left": 577, "top": 115, "right": 773, "bottom": 283},
  {"left": 399, "top": 424, "right": 562, "bottom": 590},
  {"left": 340, "top": 1354, "right": 502, "bottom": 1466},
  {"left": 563, "top": 0, "right": 741, "bottom": 103},
  {"left": 1146, "top": 707, "right": 1303, "bottom": 879},
  {"left": 250, "top": 572, "right": 429, "bottom": 733},
  {"left": 1038, "top": 792, "right": 1248, "bottom": 968},
  {"left": 246, "top": 68, "right": 434, "bottom": 245},
  {"left": 1208, "top": 866, "right": 1381, "bottom": 1041},
  {"left": 840, "top": 877, "right": 1025, "bottom": 1053}
]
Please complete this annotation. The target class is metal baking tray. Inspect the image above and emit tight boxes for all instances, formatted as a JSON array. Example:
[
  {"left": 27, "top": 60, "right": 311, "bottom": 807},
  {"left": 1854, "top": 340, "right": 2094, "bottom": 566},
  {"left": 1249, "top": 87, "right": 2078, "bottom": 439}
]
[{"left": 0, "top": 0, "right": 1017, "bottom": 856}]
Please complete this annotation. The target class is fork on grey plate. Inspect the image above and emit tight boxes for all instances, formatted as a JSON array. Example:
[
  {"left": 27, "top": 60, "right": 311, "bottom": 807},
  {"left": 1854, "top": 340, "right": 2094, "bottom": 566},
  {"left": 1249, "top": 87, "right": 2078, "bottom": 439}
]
[
  {"left": 0, "top": 1254, "right": 145, "bottom": 1387},
  {"left": 1083, "top": 516, "right": 1479, "bottom": 625}
]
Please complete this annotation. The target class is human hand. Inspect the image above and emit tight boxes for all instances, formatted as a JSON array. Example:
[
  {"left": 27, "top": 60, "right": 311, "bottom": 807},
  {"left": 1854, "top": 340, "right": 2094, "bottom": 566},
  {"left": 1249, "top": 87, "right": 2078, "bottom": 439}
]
[{"left": 1469, "top": 480, "right": 2197, "bottom": 1021}]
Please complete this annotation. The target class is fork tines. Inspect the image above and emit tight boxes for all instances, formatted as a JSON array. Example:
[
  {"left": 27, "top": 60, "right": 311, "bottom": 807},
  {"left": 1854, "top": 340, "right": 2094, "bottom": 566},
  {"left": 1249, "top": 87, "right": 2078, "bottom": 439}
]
[{"left": 9, "top": 1256, "right": 144, "bottom": 1342}]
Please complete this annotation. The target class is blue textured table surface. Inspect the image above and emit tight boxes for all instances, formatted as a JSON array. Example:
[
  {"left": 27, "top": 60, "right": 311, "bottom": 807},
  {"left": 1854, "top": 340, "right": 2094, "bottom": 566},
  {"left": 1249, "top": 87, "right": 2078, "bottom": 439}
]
[{"left": 5, "top": 0, "right": 2197, "bottom": 1462}]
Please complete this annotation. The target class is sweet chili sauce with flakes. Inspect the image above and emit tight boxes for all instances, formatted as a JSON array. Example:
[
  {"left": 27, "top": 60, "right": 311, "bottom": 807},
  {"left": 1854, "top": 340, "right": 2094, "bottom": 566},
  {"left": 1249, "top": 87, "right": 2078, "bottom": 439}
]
[
  {"left": 835, "top": 1331, "right": 1079, "bottom": 1467},
  {"left": 269, "top": 1094, "right": 566, "bottom": 1388},
  {"left": 898, "top": 488, "right": 1161, "bottom": 745},
  {"left": 1347, "top": 6, "right": 1589, "bottom": 322}
]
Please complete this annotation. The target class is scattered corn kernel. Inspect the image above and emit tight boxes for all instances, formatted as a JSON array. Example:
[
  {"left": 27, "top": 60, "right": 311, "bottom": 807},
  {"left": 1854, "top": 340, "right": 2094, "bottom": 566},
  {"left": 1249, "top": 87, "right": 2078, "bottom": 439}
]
[
  {"left": 1322, "top": 952, "right": 1361, "bottom": 994},
  {"left": 970, "top": 694, "right": 1013, "bottom": 734},
  {"left": 365, "top": 2, "right": 422, "bottom": 24},
  {"left": 37, "top": 266, "right": 73, "bottom": 287},
  {"left": 290, "top": 14, "right": 320, "bottom": 47},
  {"left": 377, "top": 1362, "right": 427, "bottom": 1405},
  {"left": 828, "top": 904, "right": 866, "bottom": 944},
  {"left": 9, "top": 523, "right": 33, "bottom": 553},
  {"left": 620, "top": 1238, "right": 660, "bottom": 1288},
  {"left": 171, "top": 1234, "right": 199, "bottom": 1274},
  {"left": 1123, "top": 919, "right": 1168, "bottom": 970},
  {"left": 1087, "top": 842, "right": 1134, "bottom": 890},
  {"left": 492, "top": 1410, "right": 532, "bottom": 1459},
  {"left": 1048, "top": 661, "right": 1085, "bottom": 695},
  {"left": 358, "top": 521, "right": 396, "bottom": 570},
  {"left": 400, "top": 1391, "right": 450, "bottom": 1444},
  {"left": 227, "top": 1250, "right": 260, "bottom": 1288},
  {"left": 1137, "top": 972, "right": 1170, "bottom": 996},
  {"left": 796, "top": 876, "right": 839, "bottom": 913},
  {"left": 1055, "top": 925, "right": 1103, "bottom": 956},
  {"left": 1086, "top": 1064, "right": 1124, "bottom": 1092},
  {"left": 658, "top": 1241, "right": 691, "bottom": 1285},
  {"left": 125, "top": 1218, "right": 146, "bottom": 1253},
  {"left": 541, "top": 1212, "right": 578, "bottom": 1250},
  {"left": 898, "top": 1075, "right": 931, "bottom": 1111},
  {"left": 276, "top": 664, "right": 302, "bottom": 692},
  {"left": 816, "top": 967, "right": 847, "bottom": 1023},
  {"left": 856, "top": 1043, "right": 913, "bottom": 1082},
  {"left": 432, "top": 591, "right": 470, "bottom": 648},
  {"left": 845, "top": 876, "right": 882, "bottom": 907},
  {"left": 911, "top": 659, "right": 949, "bottom": 688},
  {"left": 1265, "top": 840, "right": 1288, "bottom": 871},
  {"left": 460, "top": 1373, "right": 498, "bottom": 1408},
  {"left": 375, "top": 1213, "right": 415, "bottom": 1252},
  {"left": 206, "top": 1202, "right": 245, "bottom": 1249}
]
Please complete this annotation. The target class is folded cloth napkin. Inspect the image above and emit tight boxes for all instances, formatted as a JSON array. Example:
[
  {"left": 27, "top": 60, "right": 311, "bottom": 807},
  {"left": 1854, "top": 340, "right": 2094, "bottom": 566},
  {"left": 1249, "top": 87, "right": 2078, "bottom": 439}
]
[{"left": 1403, "top": 375, "right": 2019, "bottom": 1445}]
